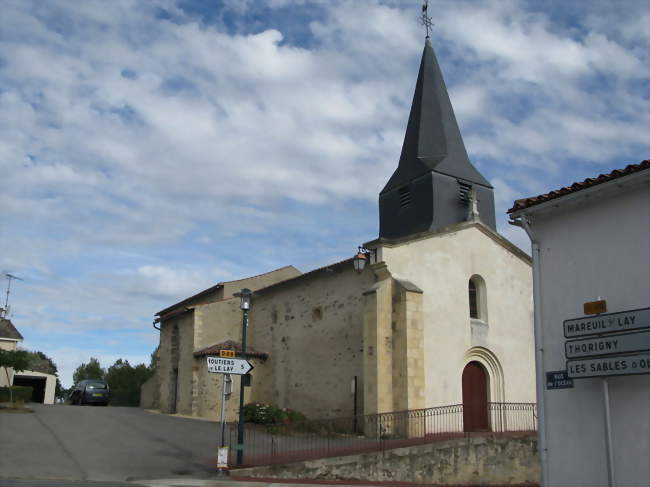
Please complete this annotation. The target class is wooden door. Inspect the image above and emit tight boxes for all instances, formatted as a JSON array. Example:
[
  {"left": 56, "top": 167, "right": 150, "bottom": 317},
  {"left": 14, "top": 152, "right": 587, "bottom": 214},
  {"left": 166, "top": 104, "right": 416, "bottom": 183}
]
[{"left": 462, "top": 361, "right": 489, "bottom": 432}]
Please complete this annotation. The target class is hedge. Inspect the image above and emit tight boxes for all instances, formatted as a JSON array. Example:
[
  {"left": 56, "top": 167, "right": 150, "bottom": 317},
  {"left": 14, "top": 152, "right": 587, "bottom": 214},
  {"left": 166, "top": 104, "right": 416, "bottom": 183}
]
[{"left": 0, "top": 386, "right": 33, "bottom": 403}]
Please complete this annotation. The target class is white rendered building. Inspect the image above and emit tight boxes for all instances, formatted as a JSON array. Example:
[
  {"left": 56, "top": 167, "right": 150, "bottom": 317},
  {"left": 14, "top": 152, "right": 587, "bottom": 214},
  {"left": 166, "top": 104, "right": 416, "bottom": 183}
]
[
  {"left": 509, "top": 160, "right": 650, "bottom": 487},
  {"left": 0, "top": 317, "right": 57, "bottom": 404}
]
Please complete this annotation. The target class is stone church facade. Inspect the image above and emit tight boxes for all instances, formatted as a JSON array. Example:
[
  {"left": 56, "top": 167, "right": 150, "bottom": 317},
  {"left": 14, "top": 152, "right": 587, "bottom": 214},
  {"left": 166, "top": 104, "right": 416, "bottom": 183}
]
[{"left": 143, "top": 38, "right": 536, "bottom": 427}]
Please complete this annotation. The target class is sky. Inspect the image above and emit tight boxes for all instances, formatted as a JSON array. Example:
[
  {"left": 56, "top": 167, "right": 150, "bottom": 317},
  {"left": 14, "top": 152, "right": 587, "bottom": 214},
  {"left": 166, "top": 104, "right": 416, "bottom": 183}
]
[{"left": 1, "top": 0, "right": 648, "bottom": 388}]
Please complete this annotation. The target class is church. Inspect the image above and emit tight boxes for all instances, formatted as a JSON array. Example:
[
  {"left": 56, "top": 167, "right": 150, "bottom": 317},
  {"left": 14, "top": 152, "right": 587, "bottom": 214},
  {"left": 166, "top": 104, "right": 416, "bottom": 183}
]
[{"left": 142, "top": 37, "right": 536, "bottom": 431}]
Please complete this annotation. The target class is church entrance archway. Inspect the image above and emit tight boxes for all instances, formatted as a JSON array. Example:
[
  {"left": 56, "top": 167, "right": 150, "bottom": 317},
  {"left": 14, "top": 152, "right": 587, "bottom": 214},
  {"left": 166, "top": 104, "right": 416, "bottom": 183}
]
[{"left": 462, "top": 361, "right": 489, "bottom": 432}]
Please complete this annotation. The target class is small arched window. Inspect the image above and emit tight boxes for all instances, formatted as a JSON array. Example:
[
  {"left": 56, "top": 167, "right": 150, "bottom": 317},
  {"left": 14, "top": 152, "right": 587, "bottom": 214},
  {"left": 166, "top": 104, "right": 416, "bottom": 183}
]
[
  {"left": 468, "top": 275, "right": 487, "bottom": 322},
  {"left": 468, "top": 280, "right": 479, "bottom": 319}
]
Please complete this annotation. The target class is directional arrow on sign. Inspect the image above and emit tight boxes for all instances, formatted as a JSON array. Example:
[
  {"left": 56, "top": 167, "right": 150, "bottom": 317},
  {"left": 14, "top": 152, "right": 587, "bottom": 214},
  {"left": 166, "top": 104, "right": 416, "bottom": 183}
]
[{"left": 206, "top": 356, "right": 253, "bottom": 375}]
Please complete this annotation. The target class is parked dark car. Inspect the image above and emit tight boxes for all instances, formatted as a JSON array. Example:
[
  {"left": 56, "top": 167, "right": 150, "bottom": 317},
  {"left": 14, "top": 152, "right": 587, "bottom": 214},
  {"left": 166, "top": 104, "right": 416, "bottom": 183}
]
[{"left": 70, "top": 379, "right": 110, "bottom": 406}]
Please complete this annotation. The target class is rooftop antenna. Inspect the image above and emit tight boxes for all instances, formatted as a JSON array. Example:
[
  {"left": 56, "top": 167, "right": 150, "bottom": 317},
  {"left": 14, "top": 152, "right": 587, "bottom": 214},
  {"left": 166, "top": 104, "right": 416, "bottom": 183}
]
[
  {"left": 421, "top": 1, "right": 434, "bottom": 39},
  {"left": 2, "top": 273, "right": 23, "bottom": 318}
]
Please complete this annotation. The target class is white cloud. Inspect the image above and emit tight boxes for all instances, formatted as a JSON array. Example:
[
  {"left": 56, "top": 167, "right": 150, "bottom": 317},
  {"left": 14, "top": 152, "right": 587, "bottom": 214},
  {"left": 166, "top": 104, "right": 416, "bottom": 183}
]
[
  {"left": 498, "top": 224, "right": 531, "bottom": 256},
  {"left": 132, "top": 265, "right": 231, "bottom": 299},
  {"left": 0, "top": 0, "right": 647, "bottom": 368}
]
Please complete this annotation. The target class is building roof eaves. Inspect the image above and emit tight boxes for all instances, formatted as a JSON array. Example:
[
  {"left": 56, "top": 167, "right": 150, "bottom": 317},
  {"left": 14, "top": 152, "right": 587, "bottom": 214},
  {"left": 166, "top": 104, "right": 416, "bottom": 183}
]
[
  {"left": 155, "top": 265, "right": 302, "bottom": 317},
  {"left": 222, "top": 265, "right": 301, "bottom": 286},
  {"left": 508, "top": 160, "right": 650, "bottom": 215},
  {"left": 156, "top": 284, "right": 223, "bottom": 317},
  {"left": 365, "top": 221, "right": 531, "bottom": 265},
  {"left": 155, "top": 306, "right": 194, "bottom": 323},
  {"left": 253, "top": 258, "right": 354, "bottom": 296}
]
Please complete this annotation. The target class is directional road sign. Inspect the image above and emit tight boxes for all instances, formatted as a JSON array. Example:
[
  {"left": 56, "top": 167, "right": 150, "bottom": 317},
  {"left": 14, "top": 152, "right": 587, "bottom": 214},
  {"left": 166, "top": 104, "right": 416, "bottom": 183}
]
[
  {"left": 563, "top": 307, "right": 650, "bottom": 338},
  {"left": 206, "top": 356, "right": 253, "bottom": 375},
  {"left": 567, "top": 352, "right": 650, "bottom": 379},
  {"left": 565, "top": 330, "right": 650, "bottom": 359}
]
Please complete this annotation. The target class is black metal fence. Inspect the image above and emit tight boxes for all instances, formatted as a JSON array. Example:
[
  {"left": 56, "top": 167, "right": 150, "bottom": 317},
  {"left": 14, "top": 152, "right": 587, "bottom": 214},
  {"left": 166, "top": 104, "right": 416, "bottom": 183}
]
[{"left": 225, "top": 402, "right": 536, "bottom": 468}]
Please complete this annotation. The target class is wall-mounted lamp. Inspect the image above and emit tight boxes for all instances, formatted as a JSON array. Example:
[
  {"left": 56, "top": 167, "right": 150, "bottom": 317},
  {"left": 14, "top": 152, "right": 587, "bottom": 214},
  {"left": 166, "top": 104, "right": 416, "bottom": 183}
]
[{"left": 353, "top": 247, "right": 374, "bottom": 273}]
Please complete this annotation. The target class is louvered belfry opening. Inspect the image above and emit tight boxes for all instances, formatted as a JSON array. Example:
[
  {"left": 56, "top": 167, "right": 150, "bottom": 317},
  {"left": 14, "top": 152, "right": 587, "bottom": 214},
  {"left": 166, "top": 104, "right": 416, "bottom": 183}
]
[
  {"left": 458, "top": 180, "right": 472, "bottom": 205},
  {"left": 398, "top": 186, "right": 412, "bottom": 208}
]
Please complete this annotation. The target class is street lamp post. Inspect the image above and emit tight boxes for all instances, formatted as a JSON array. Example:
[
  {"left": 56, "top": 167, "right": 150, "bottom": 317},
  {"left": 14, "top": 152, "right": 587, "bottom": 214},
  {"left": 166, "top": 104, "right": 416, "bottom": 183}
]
[{"left": 236, "top": 288, "right": 252, "bottom": 466}]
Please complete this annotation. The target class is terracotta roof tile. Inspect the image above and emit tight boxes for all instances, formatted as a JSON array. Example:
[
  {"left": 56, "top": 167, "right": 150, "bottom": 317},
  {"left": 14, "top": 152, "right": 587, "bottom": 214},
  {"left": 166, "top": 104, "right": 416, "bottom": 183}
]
[{"left": 508, "top": 160, "right": 650, "bottom": 214}]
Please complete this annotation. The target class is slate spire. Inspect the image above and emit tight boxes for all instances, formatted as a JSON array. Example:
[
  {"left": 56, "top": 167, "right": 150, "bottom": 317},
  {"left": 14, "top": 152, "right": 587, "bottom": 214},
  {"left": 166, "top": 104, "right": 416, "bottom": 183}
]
[
  {"left": 379, "top": 39, "right": 496, "bottom": 239},
  {"left": 382, "top": 39, "right": 490, "bottom": 194}
]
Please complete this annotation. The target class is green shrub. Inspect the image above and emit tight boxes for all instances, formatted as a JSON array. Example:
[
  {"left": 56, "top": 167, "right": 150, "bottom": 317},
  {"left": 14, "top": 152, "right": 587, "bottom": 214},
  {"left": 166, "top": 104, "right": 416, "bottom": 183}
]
[
  {"left": 286, "top": 409, "right": 306, "bottom": 423},
  {"left": 243, "top": 402, "right": 305, "bottom": 425},
  {"left": 0, "top": 386, "right": 33, "bottom": 403}
]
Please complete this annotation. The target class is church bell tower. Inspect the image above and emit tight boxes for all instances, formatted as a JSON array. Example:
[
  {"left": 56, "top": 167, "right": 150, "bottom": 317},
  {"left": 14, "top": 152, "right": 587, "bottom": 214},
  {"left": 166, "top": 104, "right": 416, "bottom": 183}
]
[{"left": 379, "top": 38, "right": 496, "bottom": 239}]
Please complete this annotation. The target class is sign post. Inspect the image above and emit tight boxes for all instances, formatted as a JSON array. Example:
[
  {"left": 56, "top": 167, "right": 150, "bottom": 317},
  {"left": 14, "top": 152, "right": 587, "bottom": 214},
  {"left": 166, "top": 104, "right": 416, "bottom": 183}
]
[
  {"left": 219, "top": 373, "right": 232, "bottom": 446},
  {"left": 602, "top": 378, "right": 615, "bottom": 487},
  {"left": 207, "top": 350, "right": 252, "bottom": 474},
  {"left": 216, "top": 372, "right": 231, "bottom": 473}
]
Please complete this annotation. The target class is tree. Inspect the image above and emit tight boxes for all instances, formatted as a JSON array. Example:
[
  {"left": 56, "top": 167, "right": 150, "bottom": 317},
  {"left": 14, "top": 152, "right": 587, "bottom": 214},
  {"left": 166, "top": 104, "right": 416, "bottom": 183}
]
[
  {"left": 72, "top": 357, "right": 105, "bottom": 384},
  {"left": 104, "top": 359, "right": 154, "bottom": 407},
  {"left": 71, "top": 357, "right": 153, "bottom": 406},
  {"left": 25, "top": 351, "right": 58, "bottom": 375},
  {"left": 0, "top": 349, "right": 30, "bottom": 403}
]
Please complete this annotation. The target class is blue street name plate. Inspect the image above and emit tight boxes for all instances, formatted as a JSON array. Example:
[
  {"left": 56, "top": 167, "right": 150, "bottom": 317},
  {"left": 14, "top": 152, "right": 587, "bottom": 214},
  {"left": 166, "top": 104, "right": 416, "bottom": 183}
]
[{"left": 546, "top": 370, "right": 574, "bottom": 390}]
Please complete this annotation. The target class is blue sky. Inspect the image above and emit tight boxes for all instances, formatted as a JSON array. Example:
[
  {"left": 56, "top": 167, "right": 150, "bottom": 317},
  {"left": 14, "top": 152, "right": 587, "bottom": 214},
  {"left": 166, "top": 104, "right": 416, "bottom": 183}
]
[{"left": 1, "top": 0, "right": 648, "bottom": 387}]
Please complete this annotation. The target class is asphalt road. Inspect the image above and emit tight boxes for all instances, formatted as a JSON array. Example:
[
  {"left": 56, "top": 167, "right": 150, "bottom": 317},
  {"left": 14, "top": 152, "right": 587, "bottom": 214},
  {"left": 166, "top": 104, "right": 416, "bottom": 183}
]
[{"left": 0, "top": 404, "right": 223, "bottom": 484}]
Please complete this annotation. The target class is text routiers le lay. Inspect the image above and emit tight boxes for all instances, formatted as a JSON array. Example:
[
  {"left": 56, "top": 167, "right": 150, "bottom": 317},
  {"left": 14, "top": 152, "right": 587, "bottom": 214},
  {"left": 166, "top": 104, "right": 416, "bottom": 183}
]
[{"left": 206, "top": 356, "right": 253, "bottom": 375}]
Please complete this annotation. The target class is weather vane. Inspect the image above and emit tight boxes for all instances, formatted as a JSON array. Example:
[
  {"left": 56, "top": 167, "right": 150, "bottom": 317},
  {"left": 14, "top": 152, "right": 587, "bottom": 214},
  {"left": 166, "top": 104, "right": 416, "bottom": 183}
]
[{"left": 421, "top": 1, "right": 434, "bottom": 38}]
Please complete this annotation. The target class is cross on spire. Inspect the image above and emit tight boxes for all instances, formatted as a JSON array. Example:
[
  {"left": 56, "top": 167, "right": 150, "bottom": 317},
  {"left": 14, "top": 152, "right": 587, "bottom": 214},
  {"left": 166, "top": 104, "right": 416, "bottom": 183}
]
[{"left": 421, "top": 1, "right": 433, "bottom": 38}]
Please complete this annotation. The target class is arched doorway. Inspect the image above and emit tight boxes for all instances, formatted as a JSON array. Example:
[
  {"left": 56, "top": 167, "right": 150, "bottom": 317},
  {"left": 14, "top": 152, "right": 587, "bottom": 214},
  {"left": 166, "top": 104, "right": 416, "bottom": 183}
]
[{"left": 462, "top": 361, "right": 489, "bottom": 432}]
